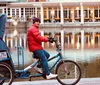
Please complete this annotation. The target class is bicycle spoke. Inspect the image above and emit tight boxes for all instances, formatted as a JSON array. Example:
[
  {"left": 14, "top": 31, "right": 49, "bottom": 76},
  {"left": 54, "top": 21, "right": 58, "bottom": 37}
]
[{"left": 56, "top": 60, "right": 81, "bottom": 85}]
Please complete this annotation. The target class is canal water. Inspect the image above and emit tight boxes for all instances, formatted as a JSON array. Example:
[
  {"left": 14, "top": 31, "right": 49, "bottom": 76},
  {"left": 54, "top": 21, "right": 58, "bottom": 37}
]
[{"left": 10, "top": 48, "right": 100, "bottom": 78}]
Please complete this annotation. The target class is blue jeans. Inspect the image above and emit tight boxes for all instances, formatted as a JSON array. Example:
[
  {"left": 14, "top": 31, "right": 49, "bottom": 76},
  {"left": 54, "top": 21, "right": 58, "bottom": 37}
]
[{"left": 33, "top": 50, "right": 50, "bottom": 75}]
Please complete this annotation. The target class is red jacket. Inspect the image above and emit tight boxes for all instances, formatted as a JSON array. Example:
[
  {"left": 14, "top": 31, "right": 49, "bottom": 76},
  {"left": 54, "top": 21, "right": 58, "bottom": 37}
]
[{"left": 27, "top": 24, "right": 48, "bottom": 52}]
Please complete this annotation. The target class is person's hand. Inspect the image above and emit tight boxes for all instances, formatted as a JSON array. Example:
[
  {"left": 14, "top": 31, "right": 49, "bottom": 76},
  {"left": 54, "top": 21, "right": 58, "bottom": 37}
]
[{"left": 48, "top": 37, "right": 54, "bottom": 43}]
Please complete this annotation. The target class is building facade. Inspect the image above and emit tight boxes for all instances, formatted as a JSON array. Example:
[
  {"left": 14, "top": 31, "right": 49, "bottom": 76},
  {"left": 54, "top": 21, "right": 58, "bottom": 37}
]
[{"left": 0, "top": 0, "right": 100, "bottom": 50}]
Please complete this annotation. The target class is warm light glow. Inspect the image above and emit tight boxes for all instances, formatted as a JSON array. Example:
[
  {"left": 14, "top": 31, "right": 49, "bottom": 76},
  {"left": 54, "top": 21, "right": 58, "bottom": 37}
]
[
  {"left": 71, "top": 38, "right": 74, "bottom": 44},
  {"left": 76, "top": 42, "right": 80, "bottom": 49},
  {"left": 76, "top": 7, "right": 79, "bottom": 10},
  {"left": 71, "top": 10, "right": 74, "bottom": 14},
  {"left": 91, "top": 38, "right": 94, "bottom": 45},
  {"left": 13, "top": 21, "right": 18, "bottom": 26},
  {"left": 13, "top": 29, "right": 18, "bottom": 36},
  {"left": 51, "top": 42, "right": 55, "bottom": 46},
  {"left": 91, "top": 10, "right": 93, "bottom": 13},
  {"left": 7, "top": 37, "right": 11, "bottom": 41},
  {"left": 51, "top": 10, "right": 55, "bottom": 15},
  {"left": 87, "top": 8, "right": 90, "bottom": 10}
]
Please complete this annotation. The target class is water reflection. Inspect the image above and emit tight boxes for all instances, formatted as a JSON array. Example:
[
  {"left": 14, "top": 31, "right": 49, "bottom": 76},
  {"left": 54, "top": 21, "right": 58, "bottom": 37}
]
[{"left": 10, "top": 48, "right": 100, "bottom": 78}]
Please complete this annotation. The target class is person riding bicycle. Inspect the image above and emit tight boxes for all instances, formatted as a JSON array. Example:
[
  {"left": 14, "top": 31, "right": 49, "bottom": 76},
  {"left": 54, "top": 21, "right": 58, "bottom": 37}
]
[{"left": 27, "top": 17, "right": 57, "bottom": 79}]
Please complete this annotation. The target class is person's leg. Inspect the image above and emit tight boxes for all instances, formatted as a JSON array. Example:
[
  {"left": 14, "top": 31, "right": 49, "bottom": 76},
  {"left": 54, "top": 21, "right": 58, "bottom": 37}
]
[
  {"left": 36, "top": 50, "right": 50, "bottom": 68},
  {"left": 43, "top": 50, "right": 50, "bottom": 59},
  {"left": 33, "top": 50, "right": 50, "bottom": 75},
  {"left": 41, "top": 50, "right": 58, "bottom": 79}
]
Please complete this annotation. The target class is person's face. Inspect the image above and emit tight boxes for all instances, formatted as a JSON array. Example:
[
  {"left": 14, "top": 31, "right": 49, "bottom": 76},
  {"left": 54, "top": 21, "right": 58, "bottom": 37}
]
[{"left": 34, "top": 21, "right": 40, "bottom": 28}]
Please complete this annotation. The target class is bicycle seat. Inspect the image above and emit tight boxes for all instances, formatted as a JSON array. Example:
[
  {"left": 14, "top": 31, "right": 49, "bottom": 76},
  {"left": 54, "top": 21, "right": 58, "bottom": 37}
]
[{"left": 32, "top": 53, "right": 40, "bottom": 59}]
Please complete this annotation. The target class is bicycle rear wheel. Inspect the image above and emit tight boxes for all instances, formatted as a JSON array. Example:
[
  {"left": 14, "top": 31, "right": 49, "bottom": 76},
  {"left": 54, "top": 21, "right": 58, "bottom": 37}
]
[
  {"left": 0, "top": 62, "right": 14, "bottom": 85},
  {"left": 55, "top": 60, "right": 81, "bottom": 85}
]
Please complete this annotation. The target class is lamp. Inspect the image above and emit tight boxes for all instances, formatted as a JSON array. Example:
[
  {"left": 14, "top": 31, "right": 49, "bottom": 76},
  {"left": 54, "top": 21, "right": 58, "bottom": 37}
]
[
  {"left": 76, "top": 7, "right": 79, "bottom": 10},
  {"left": 51, "top": 9, "right": 55, "bottom": 15},
  {"left": 13, "top": 20, "right": 18, "bottom": 37},
  {"left": 71, "top": 10, "right": 74, "bottom": 14}
]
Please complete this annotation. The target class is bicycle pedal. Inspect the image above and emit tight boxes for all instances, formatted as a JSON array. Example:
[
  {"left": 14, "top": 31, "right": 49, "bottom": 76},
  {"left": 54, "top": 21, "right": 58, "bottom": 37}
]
[
  {"left": 29, "top": 76, "right": 32, "bottom": 81},
  {"left": 42, "top": 74, "right": 46, "bottom": 79}
]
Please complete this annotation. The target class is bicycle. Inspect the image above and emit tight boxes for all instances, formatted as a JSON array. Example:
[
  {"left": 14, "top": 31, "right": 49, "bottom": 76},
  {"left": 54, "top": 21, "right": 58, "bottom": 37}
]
[{"left": 0, "top": 38, "right": 81, "bottom": 85}]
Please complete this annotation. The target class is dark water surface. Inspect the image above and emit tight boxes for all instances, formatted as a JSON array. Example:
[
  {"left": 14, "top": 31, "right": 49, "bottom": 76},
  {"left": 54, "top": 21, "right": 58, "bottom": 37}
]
[{"left": 10, "top": 48, "right": 100, "bottom": 78}]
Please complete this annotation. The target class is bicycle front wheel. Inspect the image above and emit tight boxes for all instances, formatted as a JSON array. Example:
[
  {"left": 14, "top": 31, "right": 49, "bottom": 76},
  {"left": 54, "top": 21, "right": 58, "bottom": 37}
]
[
  {"left": 0, "top": 62, "right": 14, "bottom": 85},
  {"left": 55, "top": 60, "right": 81, "bottom": 85}
]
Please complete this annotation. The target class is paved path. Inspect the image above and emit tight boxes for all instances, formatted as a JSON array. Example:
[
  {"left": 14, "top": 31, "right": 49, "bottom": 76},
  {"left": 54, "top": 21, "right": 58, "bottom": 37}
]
[{"left": 4, "top": 78, "right": 100, "bottom": 85}]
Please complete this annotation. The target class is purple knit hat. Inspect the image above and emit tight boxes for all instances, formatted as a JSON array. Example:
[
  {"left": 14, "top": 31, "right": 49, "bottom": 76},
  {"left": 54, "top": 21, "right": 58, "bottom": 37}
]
[{"left": 32, "top": 17, "right": 40, "bottom": 23}]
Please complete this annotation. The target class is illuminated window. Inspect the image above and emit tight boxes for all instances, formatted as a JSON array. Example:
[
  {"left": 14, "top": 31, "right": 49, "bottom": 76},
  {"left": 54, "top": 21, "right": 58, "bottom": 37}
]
[
  {"left": 35, "top": 0, "right": 39, "bottom": 1},
  {"left": 95, "top": 9, "right": 98, "bottom": 17}
]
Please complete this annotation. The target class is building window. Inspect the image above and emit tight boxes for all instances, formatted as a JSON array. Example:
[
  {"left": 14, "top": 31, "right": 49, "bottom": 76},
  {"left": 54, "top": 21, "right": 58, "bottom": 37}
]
[
  {"left": 64, "top": 9, "right": 70, "bottom": 18},
  {"left": 11, "top": 8, "right": 20, "bottom": 18},
  {"left": 99, "top": 10, "right": 100, "bottom": 17},
  {"left": 4, "top": 8, "right": 6, "bottom": 14},
  {"left": 94, "top": 8, "right": 100, "bottom": 17},
  {"left": 48, "top": 8, "right": 52, "bottom": 20},
  {"left": 0, "top": 4, "right": 6, "bottom": 6},
  {"left": 64, "top": 10, "right": 67, "bottom": 18},
  {"left": 21, "top": 8, "right": 23, "bottom": 16},
  {"left": 37, "top": 8, "right": 40, "bottom": 18},
  {"left": 35, "top": 0, "right": 39, "bottom": 2},
  {"left": 25, "top": 7, "right": 40, "bottom": 20},
  {"left": 84, "top": 10, "right": 88, "bottom": 18},
  {"left": 95, "top": 9, "right": 98, "bottom": 17},
  {"left": 28, "top": 0, "right": 39, "bottom": 2},
  {"left": 16, "top": 9, "right": 19, "bottom": 17},
  {"left": 25, "top": 8, "right": 34, "bottom": 17},
  {"left": 44, "top": 8, "right": 47, "bottom": 18},
  {"left": 74, "top": 10, "right": 80, "bottom": 18},
  {"left": 8, "top": 8, "right": 10, "bottom": 16}
]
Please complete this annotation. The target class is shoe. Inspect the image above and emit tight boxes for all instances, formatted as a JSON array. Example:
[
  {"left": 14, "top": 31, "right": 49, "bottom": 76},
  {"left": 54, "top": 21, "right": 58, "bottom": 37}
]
[
  {"left": 34, "top": 66, "right": 42, "bottom": 73},
  {"left": 46, "top": 73, "right": 58, "bottom": 79}
]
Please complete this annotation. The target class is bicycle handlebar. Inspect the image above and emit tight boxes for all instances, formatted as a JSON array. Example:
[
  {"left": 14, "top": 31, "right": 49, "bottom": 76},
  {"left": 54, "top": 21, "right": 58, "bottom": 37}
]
[{"left": 49, "top": 38, "right": 61, "bottom": 51}]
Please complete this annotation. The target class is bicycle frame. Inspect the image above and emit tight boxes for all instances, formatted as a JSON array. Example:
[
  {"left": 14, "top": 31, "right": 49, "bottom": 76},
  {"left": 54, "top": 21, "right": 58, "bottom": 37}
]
[
  {"left": 48, "top": 52, "right": 62, "bottom": 71},
  {"left": 15, "top": 47, "right": 63, "bottom": 78}
]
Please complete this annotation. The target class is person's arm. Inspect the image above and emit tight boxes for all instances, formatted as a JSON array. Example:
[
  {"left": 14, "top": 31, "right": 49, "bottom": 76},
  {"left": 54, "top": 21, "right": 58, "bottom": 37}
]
[
  {"left": 32, "top": 29, "right": 48, "bottom": 42},
  {"left": 0, "top": 14, "right": 7, "bottom": 39}
]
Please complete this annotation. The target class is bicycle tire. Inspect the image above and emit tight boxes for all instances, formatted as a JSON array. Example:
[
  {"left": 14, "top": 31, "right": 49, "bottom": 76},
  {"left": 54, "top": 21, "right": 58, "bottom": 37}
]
[
  {"left": 0, "top": 62, "right": 14, "bottom": 85},
  {"left": 55, "top": 60, "right": 81, "bottom": 85}
]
